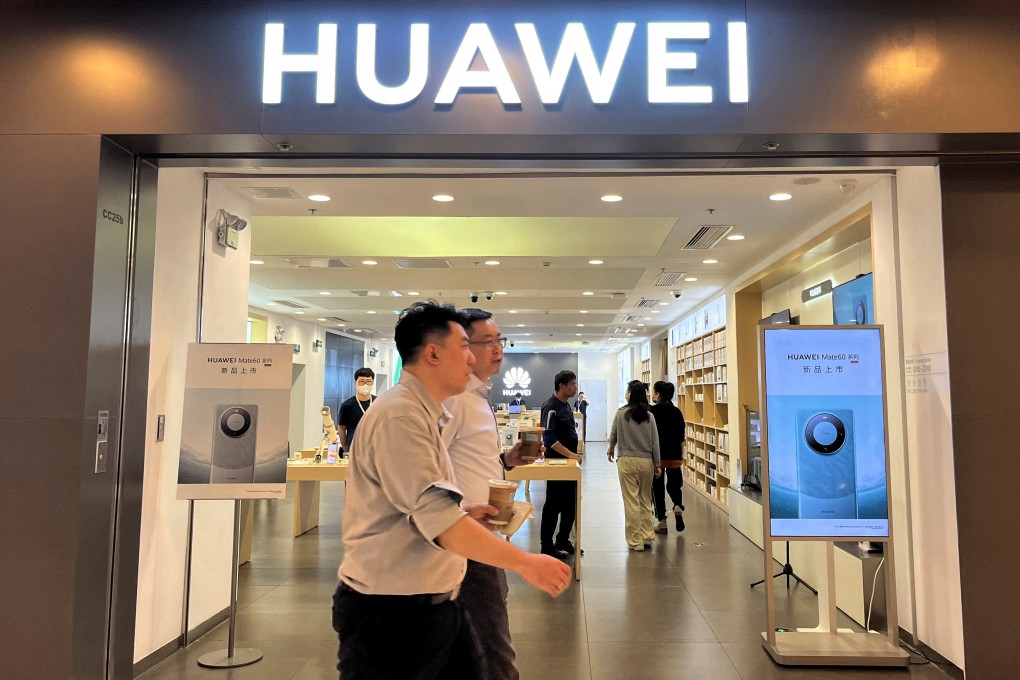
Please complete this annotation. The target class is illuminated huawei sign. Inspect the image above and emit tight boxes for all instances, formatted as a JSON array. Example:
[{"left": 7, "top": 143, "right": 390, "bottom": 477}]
[{"left": 262, "top": 20, "right": 749, "bottom": 106}]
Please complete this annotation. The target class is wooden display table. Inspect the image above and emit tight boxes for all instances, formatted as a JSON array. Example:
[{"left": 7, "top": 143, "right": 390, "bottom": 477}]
[
  {"left": 506, "top": 459, "right": 583, "bottom": 580},
  {"left": 286, "top": 459, "right": 348, "bottom": 537}
]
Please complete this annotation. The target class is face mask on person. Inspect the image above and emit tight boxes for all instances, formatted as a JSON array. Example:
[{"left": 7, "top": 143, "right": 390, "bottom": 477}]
[{"left": 357, "top": 384, "right": 372, "bottom": 397}]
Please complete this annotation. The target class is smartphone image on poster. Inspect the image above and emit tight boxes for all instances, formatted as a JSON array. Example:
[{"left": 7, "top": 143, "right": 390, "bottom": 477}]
[
  {"left": 326, "top": 443, "right": 338, "bottom": 464},
  {"left": 211, "top": 405, "right": 258, "bottom": 483},
  {"left": 796, "top": 409, "right": 857, "bottom": 519}
]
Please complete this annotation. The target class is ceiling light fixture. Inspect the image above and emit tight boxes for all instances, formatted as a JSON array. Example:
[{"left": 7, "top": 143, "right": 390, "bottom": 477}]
[
  {"left": 589, "top": 259, "right": 604, "bottom": 265},
  {"left": 579, "top": 310, "right": 588, "bottom": 314},
  {"left": 769, "top": 193, "right": 793, "bottom": 201},
  {"left": 432, "top": 194, "right": 454, "bottom": 202},
  {"left": 637, "top": 323, "right": 646, "bottom": 327},
  {"left": 685, "top": 277, "right": 699, "bottom": 282},
  {"left": 362, "top": 260, "right": 378, "bottom": 265},
  {"left": 317, "top": 318, "right": 327, "bottom": 321},
  {"left": 266, "top": 302, "right": 277, "bottom": 306},
  {"left": 659, "top": 302, "right": 669, "bottom": 306},
  {"left": 294, "top": 311, "right": 304, "bottom": 315},
  {"left": 651, "top": 310, "right": 659, "bottom": 314},
  {"left": 408, "top": 291, "right": 420, "bottom": 296},
  {"left": 495, "top": 291, "right": 507, "bottom": 296},
  {"left": 582, "top": 291, "right": 595, "bottom": 296},
  {"left": 308, "top": 194, "right": 331, "bottom": 202},
  {"left": 249, "top": 259, "right": 264, "bottom": 265},
  {"left": 319, "top": 291, "right": 331, "bottom": 295},
  {"left": 337, "top": 323, "right": 345, "bottom": 327},
  {"left": 517, "top": 324, "right": 526, "bottom": 327},
  {"left": 702, "top": 259, "right": 719, "bottom": 264},
  {"left": 485, "top": 260, "right": 500, "bottom": 266},
  {"left": 727, "top": 234, "right": 746, "bottom": 241},
  {"left": 600, "top": 194, "right": 623, "bottom": 203},
  {"left": 367, "top": 310, "right": 376, "bottom": 314},
  {"left": 577, "top": 323, "right": 585, "bottom": 327}
]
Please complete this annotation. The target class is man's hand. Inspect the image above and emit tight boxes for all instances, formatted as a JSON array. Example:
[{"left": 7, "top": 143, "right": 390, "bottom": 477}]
[
  {"left": 502, "top": 441, "right": 527, "bottom": 468},
  {"left": 607, "top": 450, "right": 615, "bottom": 463},
  {"left": 517, "top": 552, "right": 573, "bottom": 597},
  {"left": 463, "top": 503, "right": 500, "bottom": 531},
  {"left": 654, "top": 466, "right": 662, "bottom": 478}
]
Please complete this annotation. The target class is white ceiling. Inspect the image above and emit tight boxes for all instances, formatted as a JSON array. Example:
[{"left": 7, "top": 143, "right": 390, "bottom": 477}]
[{"left": 216, "top": 169, "right": 887, "bottom": 350}]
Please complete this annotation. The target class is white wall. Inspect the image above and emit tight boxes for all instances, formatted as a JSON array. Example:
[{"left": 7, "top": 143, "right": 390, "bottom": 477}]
[
  {"left": 134, "top": 171, "right": 255, "bottom": 662},
  {"left": 577, "top": 349, "right": 619, "bottom": 440}
]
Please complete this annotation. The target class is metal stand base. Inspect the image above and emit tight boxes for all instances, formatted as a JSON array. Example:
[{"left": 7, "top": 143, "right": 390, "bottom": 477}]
[
  {"left": 751, "top": 543, "right": 817, "bottom": 595},
  {"left": 197, "top": 648, "right": 263, "bottom": 669},
  {"left": 762, "top": 631, "right": 909, "bottom": 667}
]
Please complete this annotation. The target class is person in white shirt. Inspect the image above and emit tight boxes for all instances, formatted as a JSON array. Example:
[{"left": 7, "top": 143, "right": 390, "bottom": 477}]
[
  {"left": 442, "top": 308, "right": 528, "bottom": 680},
  {"left": 333, "top": 301, "right": 571, "bottom": 680}
]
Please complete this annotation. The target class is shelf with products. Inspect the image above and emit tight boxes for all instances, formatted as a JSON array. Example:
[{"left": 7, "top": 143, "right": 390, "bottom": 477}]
[
  {"left": 640, "top": 357, "right": 651, "bottom": 385},
  {"left": 673, "top": 325, "right": 731, "bottom": 513}
]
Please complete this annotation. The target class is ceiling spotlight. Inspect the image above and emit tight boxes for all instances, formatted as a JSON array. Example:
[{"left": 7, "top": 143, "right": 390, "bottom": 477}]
[
  {"left": 485, "top": 260, "right": 500, "bottom": 266},
  {"left": 575, "top": 333, "right": 583, "bottom": 336},
  {"left": 600, "top": 194, "right": 623, "bottom": 203},
  {"left": 249, "top": 259, "right": 265, "bottom": 265},
  {"left": 685, "top": 277, "right": 698, "bottom": 282},
  {"left": 517, "top": 324, "right": 526, "bottom": 327},
  {"left": 577, "top": 323, "right": 585, "bottom": 327},
  {"left": 589, "top": 259, "right": 604, "bottom": 265},
  {"left": 337, "top": 323, "right": 345, "bottom": 327},
  {"left": 579, "top": 310, "right": 588, "bottom": 314},
  {"left": 408, "top": 291, "right": 420, "bottom": 296},
  {"left": 266, "top": 302, "right": 277, "bottom": 306},
  {"left": 367, "top": 310, "right": 377, "bottom": 314},
  {"left": 362, "top": 260, "right": 378, "bottom": 265},
  {"left": 432, "top": 194, "right": 455, "bottom": 202},
  {"left": 659, "top": 302, "right": 669, "bottom": 306},
  {"left": 769, "top": 193, "right": 793, "bottom": 201},
  {"left": 509, "top": 310, "right": 518, "bottom": 314},
  {"left": 637, "top": 323, "right": 646, "bottom": 327},
  {"left": 702, "top": 259, "right": 718, "bottom": 264},
  {"left": 651, "top": 310, "right": 660, "bottom": 314},
  {"left": 727, "top": 234, "right": 746, "bottom": 241},
  {"left": 353, "top": 329, "right": 362, "bottom": 332},
  {"left": 494, "top": 291, "right": 508, "bottom": 296},
  {"left": 643, "top": 317, "right": 652, "bottom": 320},
  {"left": 582, "top": 291, "right": 595, "bottom": 296},
  {"left": 319, "top": 291, "right": 331, "bottom": 295},
  {"left": 308, "top": 194, "right": 331, "bottom": 202},
  {"left": 317, "top": 318, "right": 327, "bottom": 321},
  {"left": 295, "top": 311, "right": 304, "bottom": 315}
]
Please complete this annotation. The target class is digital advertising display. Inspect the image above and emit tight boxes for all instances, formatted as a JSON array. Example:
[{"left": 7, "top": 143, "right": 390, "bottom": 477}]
[
  {"left": 761, "top": 326, "right": 889, "bottom": 538},
  {"left": 832, "top": 273, "right": 874, "bottom": 325}
]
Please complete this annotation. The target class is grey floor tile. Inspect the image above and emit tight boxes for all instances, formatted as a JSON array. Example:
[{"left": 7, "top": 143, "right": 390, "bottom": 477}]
[
  {"left": 514, "top": 639, "right": 591, "bottom": 680},
  {"left": 588, "top": 641, "right": 743, "bottom": 680}
]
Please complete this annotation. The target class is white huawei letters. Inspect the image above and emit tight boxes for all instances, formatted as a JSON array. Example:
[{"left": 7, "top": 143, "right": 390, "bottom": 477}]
[{"left": 262, "top": 20, "right": 749, "bottom": 106}]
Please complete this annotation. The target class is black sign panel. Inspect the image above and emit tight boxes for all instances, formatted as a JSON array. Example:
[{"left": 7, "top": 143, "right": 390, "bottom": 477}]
[{"left": 494, "top": 352, "right": 579, "bottom": 406}]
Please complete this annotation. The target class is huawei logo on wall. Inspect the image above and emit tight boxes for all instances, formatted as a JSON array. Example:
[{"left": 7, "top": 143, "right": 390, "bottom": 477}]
[{"left": 504, "top": 367, "right": 531, "bottom": 390}]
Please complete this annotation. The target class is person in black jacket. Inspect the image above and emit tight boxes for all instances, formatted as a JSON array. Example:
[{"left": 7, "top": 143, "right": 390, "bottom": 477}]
[{"left": 650, "top": 381, "right": 686, "bottom": 533}]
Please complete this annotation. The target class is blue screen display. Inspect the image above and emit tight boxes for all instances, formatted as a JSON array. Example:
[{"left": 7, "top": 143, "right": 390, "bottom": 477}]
[{"left": 832, "top": 273, "right": 874, "bottom": 325}]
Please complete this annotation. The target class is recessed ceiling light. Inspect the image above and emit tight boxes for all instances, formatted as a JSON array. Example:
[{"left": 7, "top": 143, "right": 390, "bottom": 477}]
[
  {"left": 294, "top": 311, "right": 304, "bottom": 315},
  {"left": 432, "top": 194, "right": 454, "bottom": 202},
  {"left": 727, "top": 234, "right": 746, "bottom": 241},
  {"left": 644, "top": 317, "right": 652, "bottom": 320},
  {"left": 517, "top": 324, "right": 526, "bottom": 327},
  {"left": 579, "top": 310, "right": 588, "bottom": 314},
  {"left": 702, "top": 259, "right": 718, "bottom": 264},
  {"left": 651, "top": 310, "right": 659, "bottom": 314},
  {"left": 362, "top": 260, "right": 378, "bottom": 265},
  {"left": 317, "top": 318, "right": 327, "bottom": 321},
  {"left": 600, "top": 194, "right": 623, "bottom": 203},
  {"left": 367, "top": 310, "right": 376, "bottom": 314},
  {"left": 249, "top": 259, "right": 264, "bottom": 265},
  {"left": 408, "top": 291, "right": 420, "bottom": 296},
  {"left": 337, "top": 323, "right": 345, "bottom": 327},
  {"left": 485, "top": 260, "right": 500, "bottom": 266},
  {"left": 522, "top": 333, "right": 532, "bottom": 336},
  {"left": 308, "top": 194, "right": 331, "bottom": 202},
  {"left": 637, "top": 323, "right": 646, "bottom": 327},
  {"left": 319, "top": 291, "right": 331, "bottom": 295},
  {"left": 575, "top": 333, "right": 583, "bottom": 336},
  {"left": 266, "top": 302, "right": 277, "bottom": 306},
  {"left": 353, "top": 329, "right": 362, "bottom": 332},
  {"left": 582, "top": 291, "right": 595, "bottom": 296},
  {"left": 577, "top": 323, "right": 585, "bottom": 327},
  {"left": 769, "top": 192, "right": 793, "bottom": 201},
  {"left": 589, "top": 259, "right": 604, "bottom": 265},
  {"left": 659, "top": 302, "right": 669, "bottom": 306},
  {"left": 685, "top": 277, "right": 698, "bottom": 282},
  {"left": 494, "top": 291, "right": 507, "bottom": 296}
]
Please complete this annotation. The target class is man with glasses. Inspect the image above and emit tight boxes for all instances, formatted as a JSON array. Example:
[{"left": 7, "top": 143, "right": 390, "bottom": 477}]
[
  {"left": 338, "top": 367, "right": 376, "bottom": 454},
  {"left": 442, "top": 309, "right": 526, "bottom": 680}
]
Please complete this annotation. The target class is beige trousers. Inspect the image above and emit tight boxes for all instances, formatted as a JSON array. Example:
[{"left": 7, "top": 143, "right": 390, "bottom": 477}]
[{"left": 617, "top": 456, "right": 655, "bottom": 547}]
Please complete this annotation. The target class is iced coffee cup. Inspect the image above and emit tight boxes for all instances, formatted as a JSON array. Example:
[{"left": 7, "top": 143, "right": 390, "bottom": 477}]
[
  {"left": 518, "top": 426, "right": 544, "bottom": 462},
  {"left": 488, "top": 479, "right": 519, "bottom": 525}
]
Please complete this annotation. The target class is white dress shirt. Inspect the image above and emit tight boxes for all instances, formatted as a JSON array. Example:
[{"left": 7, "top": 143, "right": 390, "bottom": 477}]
[{"left": 442, "top": 374, "right": 505, "bottom": 507}]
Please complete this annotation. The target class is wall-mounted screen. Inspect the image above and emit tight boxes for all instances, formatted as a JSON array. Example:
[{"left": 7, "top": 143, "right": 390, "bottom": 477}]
[
  {"left": 832, "top": 273, "right": 874, "bottom": 325},
  {"left": 759, "top": 309, "right": 793, "bottom": 326},
  {"left": 760, "top": 326, "right": 889, "bottom": 539}
]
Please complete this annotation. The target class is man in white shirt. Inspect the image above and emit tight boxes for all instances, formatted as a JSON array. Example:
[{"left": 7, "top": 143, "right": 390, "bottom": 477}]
[
  {"left": 442, "top": 308, "right": 527, "bottom": 680},
  {"left": 334, "top": 301, "right": 571, "bottom": 680}
]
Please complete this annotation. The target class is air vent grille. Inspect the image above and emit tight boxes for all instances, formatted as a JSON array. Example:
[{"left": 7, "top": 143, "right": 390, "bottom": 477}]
[
  {"left": 682, "top": 225, "right": 734, "bottom": 250},
  {"left": 329, "top": 316, "right": 349, "bottom": 324},
  {"left": 623, "top": 315, "right": 642, "bottom": 323},
  {"left": 394, "top": 258, "right": 452, "bottom": 269},
  {"left": 653, "top": 271, "right": 687, "bottom": 287},
  {"left": 282, "top": 257, "right": 352, "bottom": 268},
  {"left": 350, "top": 290, "right": 383, "bottom": 297},
  {"left": 273, "top": 300, "right": 310, "bottom": 309},
  {"left": 244, "top": 186, "right": 302, "bottom": 199},
  {"left": 635, "top": 298, "right": 658, "bottom": 308}
]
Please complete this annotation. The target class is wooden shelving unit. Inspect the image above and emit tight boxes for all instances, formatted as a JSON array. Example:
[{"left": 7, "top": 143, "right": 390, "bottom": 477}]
[
  {"left": 675, "top": 327, "right": 730, "bottom": 512},
  {"left": 640, "top": 358, "right": 651, "bottom": 385}
]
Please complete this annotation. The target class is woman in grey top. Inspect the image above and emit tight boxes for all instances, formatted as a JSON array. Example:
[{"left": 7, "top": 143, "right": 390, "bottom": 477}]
[{"left": 607, "top": 380, "right": 662, "bottom": 551}]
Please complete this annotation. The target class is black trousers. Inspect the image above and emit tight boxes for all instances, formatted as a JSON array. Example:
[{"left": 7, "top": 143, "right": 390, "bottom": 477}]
[
  {"left": 652, "top": 466, "right": 685, "bottom": 520},
  {"left": 459, "top": 561, "right": 518, "bottom": 680},
  {"left": 541, "top": 479, "right": 577, "bottom": 548},
  {"left": 332, "top": 583, "right": 487, "bottom": 680}
]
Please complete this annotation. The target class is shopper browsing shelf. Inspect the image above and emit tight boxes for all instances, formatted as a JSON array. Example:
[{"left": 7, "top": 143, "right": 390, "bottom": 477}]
[
  {"left": 607, "top": 380, "right": 662, "bottom": 551},
  {"left": 337, "top": 367, "right": 376, "bottom": 453},
  {"left": 442, "top": 308, "right": 529, "bottom": 680},
  {"left": 650, "top": 381, "right": 686, "bottom": 533},
  {"left": 540, "top": 370, "right": 584, "bottom": 558},
  {"left": 333, "top": 301, "right": 572, "bottom": 680}
]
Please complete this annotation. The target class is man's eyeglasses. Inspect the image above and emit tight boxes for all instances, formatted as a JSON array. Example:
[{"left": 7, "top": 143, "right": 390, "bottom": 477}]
[{"left": 468, "top": 336, "right": 508, "bottom": 349}]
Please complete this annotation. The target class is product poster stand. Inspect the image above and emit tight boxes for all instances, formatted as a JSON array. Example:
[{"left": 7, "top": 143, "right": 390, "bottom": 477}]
[
  {"left": 196, "top": 500, "right": 263, "bottom": 669},
  {"left": 758, "top": 326, "right": 908, "bottom": 667}
]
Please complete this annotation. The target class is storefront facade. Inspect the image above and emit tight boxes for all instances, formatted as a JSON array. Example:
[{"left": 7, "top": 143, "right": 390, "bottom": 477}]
[{"left": 2, "top": 1, "right": 1019, "bottom": 678}]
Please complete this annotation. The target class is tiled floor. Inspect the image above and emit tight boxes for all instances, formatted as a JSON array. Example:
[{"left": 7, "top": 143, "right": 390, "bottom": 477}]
[{"left": 140, "top": 442, "right": 951, "bottom": 680}]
